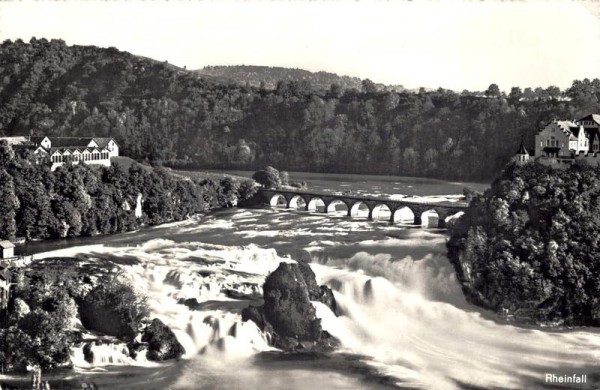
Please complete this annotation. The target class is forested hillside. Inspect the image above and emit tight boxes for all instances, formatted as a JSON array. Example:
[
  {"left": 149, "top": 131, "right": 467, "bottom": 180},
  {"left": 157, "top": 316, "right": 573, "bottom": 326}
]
[
  {"left": 197, "top": 65, "right": 404, "bottom": 92},
  {"left": 1, "top": 38, "right": 600, "bottom": 181}
]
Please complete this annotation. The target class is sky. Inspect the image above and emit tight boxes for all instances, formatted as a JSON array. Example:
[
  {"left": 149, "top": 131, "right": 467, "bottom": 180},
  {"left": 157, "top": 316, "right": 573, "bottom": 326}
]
[{"left": 0, "top": 0, "right": 599, "bottom": 92}]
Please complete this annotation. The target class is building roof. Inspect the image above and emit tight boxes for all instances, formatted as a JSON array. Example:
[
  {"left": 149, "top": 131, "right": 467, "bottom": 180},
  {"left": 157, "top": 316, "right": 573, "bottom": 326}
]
[
  {"left": 0, "top": 240, "right": 15, "bottom": 249},
  {"left": 577, "top": 114, "right": 600, "bottom": 126},
  {"left": 48, "top": 137, "right": 95, "bottom": 148},
  {"left": 516, "top": 141, "right": 529, "bottom": 155},
  {"left": 8, "top": 136, "right": 118, "bottom": 150},
  {"left": 94, "top": 137, "right": 114, "bottom": 148},
  {"left": 555, "top": 120, "right": 577, "bottom": 135}
]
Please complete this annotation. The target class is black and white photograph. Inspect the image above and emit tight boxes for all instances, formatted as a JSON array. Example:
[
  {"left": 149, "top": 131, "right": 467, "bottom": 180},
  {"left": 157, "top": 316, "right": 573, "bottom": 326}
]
[{"left": 0, "top": 1, "right": 599, "bottom": 389}]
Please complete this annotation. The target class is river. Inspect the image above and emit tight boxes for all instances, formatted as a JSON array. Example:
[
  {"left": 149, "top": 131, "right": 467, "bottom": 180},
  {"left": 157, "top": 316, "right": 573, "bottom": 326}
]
[{"left": 12, "top": 173, "right": 600, "bottom": 389}]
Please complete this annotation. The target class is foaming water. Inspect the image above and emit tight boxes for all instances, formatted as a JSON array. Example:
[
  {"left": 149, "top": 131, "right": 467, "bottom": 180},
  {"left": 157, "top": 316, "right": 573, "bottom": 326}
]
[
  {"left": 27, "top": 206, "right": 600, "bottom": 389},
  {"left": 311, "top": 260, "right": 600, "bottom": 389},
  {"left": 71, "top": 343, "right": 153, "bottom": 367}
]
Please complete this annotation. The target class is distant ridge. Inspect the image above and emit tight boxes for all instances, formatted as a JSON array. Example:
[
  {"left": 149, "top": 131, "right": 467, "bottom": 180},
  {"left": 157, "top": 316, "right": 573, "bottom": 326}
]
[{"left": 196, "top": 65, "right": 405, "bottom": 92}]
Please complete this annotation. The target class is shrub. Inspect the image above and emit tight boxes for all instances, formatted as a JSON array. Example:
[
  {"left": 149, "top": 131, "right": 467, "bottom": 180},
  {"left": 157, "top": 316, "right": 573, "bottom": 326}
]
[
  {"left": 252, "top": 166, "right": 281, "bottom": 189},
  {"left": 79, "top": 278, "right": 150, "bottom": 341}
]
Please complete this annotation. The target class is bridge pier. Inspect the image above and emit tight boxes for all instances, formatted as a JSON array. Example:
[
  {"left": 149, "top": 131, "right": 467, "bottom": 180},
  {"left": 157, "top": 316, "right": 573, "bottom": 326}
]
[
  {"left": 413, "top": 215, "right": 422, "bottom": 226},
  {"left": 409, "top": 206, "right": 427, "bottom": 226},
  {"left": 389, "top": 210, "right": 397, "bottom": 223}
]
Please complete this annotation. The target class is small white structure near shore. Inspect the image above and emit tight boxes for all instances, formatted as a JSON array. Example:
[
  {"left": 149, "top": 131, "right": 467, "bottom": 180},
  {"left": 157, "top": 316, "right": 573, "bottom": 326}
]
[{"left": 0, "top": 240, "right": 15, "bottom": 259}]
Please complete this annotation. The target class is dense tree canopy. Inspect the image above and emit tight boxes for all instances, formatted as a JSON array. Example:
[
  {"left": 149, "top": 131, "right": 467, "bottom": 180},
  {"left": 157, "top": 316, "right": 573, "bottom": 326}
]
[
  {"left": 447, "top": 162, "right": 600, "bottom": 326},
  {"left": 2, "top": 39, "right": 600, "bottom": 180},
  {"left": 0, "top": 140, "right": 255, "bottom": 242}
]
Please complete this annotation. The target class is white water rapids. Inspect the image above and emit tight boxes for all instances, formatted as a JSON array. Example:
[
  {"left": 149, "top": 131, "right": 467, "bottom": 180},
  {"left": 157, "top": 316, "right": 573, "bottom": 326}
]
[{"left": 27, "top": 206, "right": 600, "bottom": 389}]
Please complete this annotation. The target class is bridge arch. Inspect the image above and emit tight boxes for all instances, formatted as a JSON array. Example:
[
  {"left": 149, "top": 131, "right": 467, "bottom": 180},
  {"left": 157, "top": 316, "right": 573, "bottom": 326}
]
[
  {"left": 325, "top": 199, "right": 350, "bottom": 214},
  {"left": 269, "top": 193, "right": 287, "bottom": 207},
  {"left": 288, "top": 194, "right": 309, "bottom": 210},
  {"left": 370, "top": 203, "right": 393, "bottom": 221},
  {"left": 349, "top": 201, "right": 369, "bottom": 218},
  {"left": 392, "top": 206, "right": 415, "bottom": 224},
  {"left": 306, "top": 197, "right": 326, "bottom": 212}
]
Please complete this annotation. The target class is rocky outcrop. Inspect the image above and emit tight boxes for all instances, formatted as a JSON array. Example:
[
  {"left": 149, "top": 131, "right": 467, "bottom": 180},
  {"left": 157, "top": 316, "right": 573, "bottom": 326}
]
[
  {"left": 82, "top": 342, "right": 94, "bottom": 364},
  {"left": 141, "top": 318, "right": 185, "bottom": 361},
  {"left": 78, "top": 299, "right": 137, "bottom": 341},
  {"left": 296, "top": 262, "right": 337, "bottom": 315},
  {"left": 242, "top": 262, "right": 339, "bottom": 352}
]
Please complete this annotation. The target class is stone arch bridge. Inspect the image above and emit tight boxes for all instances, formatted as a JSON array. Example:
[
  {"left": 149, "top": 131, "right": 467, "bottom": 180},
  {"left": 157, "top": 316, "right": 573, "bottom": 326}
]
[{"left": 259, "top": 189, "right": 468, "bottom": 228}]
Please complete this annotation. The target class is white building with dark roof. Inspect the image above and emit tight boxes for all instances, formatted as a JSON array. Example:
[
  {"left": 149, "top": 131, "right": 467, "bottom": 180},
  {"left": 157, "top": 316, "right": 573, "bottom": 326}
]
[
  {"left": 0, "top": 241, "right": 15, "bottom": 259},
  {"left": 0, "top": 136, "right": 119, "bottom": 171}
]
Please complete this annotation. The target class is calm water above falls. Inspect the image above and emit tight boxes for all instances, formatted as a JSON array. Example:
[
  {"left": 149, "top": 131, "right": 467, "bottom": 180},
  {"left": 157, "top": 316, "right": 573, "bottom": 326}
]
[
  {"left": 19, "top": 177, "right": 600, "bottom": 390},
  {"left": 209, "top": 170, "right": 489, "bottom": 198}
]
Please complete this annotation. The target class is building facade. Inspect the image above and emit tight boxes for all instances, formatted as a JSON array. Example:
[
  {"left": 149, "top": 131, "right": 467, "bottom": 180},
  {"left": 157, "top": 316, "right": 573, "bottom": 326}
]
[
  {"left": 531, "top": 114, "right": 600, "bottom": 166},
  {"left": 0, "top": 136, "right": 119, "bottom": 171}
]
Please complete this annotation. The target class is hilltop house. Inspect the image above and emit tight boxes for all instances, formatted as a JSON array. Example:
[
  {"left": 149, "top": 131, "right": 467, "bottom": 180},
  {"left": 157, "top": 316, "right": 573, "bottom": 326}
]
[
  {"left": 0, "top": 136, "right": 119, "bottom": 171},
  {"left": 528, "top": 114, "right": 600, "bottom": 166}
]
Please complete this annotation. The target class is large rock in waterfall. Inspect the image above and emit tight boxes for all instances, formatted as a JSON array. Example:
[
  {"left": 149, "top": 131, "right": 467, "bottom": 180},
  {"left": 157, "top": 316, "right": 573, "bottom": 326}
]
[
  {"left": 141, "top": 318, "right": 186, "bottom": 361},
  {"left": 241, "top": 262, "right": 339, "bottom": 352},
  {"left": 296, "top": 261, "right": 337, "bottom": 315}
]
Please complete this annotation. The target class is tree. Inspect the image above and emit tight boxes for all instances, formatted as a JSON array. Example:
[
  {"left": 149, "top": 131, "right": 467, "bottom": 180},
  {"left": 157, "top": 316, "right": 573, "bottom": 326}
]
[
  {"left": 252, "top": 166, "right": 281, "bottom": 189},
  {"left": 0, "top": 169, "right": 19, "bottom": 240},
  {"left": 401, "top": 148, "right": 419, "bottom": 176},
  {"left": 508, "top": 87, "right": 523, "bottom": 103},
  {"left": 361, "top": 79, "right": 377, "bottom": 94},
  {"left": 485, "top": 83, "right": 501, "bottom": 97},
  {"left": 237, "top": 179, "right": 258, "bottom": 201},
  {"left": 280, "top": 171, "right": 290, "bottom": 186}
]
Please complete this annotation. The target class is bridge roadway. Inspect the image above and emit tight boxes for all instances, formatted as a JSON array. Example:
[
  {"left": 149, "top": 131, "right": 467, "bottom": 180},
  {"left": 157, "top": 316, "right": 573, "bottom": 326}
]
[{"left": 259, "top": 188, "right": 469, "bottom": 228}]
